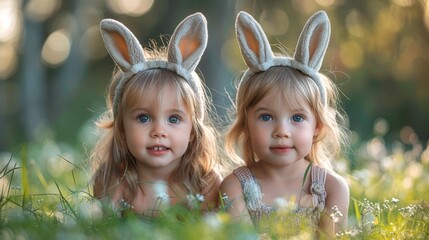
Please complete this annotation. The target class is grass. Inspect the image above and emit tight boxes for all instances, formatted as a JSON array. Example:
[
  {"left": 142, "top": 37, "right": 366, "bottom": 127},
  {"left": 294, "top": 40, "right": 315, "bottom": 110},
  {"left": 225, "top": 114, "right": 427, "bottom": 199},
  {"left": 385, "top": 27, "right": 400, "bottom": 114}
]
[{"left": 0, "top": 133, "right": 428, "bottom": 239}]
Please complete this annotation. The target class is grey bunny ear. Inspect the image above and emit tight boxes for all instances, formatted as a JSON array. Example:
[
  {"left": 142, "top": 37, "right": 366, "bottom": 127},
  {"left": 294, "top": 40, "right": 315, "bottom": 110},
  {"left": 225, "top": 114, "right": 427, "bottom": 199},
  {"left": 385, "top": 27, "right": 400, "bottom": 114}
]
[
  {"left": 168, "top": 12, "right": 207, "bottom": 72},
  {"left": 100, "top": 19, "right": 146, "bottom": 73},
  {"left": 293, "top": 11, "right": 330, "bottom": 72},
  {"left": 235, "top": 11, "right": 274, "bottom": 71}
]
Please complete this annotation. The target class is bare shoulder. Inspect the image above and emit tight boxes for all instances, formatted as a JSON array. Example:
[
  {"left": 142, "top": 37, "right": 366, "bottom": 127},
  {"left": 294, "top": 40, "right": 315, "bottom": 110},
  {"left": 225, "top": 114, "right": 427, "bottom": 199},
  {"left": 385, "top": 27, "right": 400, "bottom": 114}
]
[
  {"left": 219, "top": 171, "right": 251, "bottom": 222},
  {"left": 320, "top": 170, "right": 350, "bottom": 233},
  {"left": 220, "top": 172, "right": 243, "bottom": 197},
  {"left": 324, "top": 170, "right": 350, "bottom": 220},
  {"left": 325, "top": 171, "right": 349, "bottom": 197}
]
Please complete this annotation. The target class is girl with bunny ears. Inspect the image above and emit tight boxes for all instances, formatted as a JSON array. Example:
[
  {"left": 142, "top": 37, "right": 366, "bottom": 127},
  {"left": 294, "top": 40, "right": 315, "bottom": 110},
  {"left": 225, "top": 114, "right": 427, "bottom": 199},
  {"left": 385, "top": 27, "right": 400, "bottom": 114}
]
[
  {"left": 91, "top": 13, "right": 221, "bottom": 216},
  {"left": 220, "top": 11, "right": 349, "bottom": 236}
]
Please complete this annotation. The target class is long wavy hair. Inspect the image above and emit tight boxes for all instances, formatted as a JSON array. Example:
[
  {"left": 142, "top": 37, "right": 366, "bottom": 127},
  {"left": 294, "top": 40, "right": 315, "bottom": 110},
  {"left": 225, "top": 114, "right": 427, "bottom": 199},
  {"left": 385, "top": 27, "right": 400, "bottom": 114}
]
[
  {"left": 225, "top": 66, "right": 348, "bottom": 171},
  {"left": 91, "top": 48, "right": 219, "bottom": 201}
]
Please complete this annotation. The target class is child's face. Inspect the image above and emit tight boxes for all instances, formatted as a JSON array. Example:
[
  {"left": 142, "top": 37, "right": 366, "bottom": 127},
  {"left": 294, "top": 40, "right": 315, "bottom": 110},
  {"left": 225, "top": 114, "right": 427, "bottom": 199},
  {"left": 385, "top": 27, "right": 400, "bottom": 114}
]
[
  {"left": 122, "top": 84, "right": 193, "bottom": 172},
  {"left": 246, "top": 89, "right": 318, "bottom": 166}
]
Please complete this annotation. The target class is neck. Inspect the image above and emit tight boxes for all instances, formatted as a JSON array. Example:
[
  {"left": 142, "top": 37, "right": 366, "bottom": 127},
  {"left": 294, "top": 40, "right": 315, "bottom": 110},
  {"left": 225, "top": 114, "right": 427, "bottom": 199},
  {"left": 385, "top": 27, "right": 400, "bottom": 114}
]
[
  {"left": 135, "top": 166, "right": 176, "bottom": 184},
  {"left": 255, "top": 159, "right": 310, "bottom": 182}
]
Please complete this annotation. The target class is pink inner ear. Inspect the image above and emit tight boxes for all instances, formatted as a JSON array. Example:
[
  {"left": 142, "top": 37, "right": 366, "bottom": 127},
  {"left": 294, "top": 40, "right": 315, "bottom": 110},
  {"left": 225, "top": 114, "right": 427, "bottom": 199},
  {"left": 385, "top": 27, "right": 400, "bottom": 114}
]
[
  {"left": 243, "top": 26, "right": 260, "bottom": 57},
  {"left": 179, "top": 36, "right": 200, "bottom": 60},
  {"left": 308, "top": 26, "right": 322, "bottom": 60},
  {"left": 111, "top": 31, "right": 131, "bottom": 62}
]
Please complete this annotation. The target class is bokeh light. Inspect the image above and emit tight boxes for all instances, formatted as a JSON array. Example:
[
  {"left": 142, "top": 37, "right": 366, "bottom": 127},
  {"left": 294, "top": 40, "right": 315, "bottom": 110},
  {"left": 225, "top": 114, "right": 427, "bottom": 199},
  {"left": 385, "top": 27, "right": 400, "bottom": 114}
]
[
  {"left": 424, "top": 0, "right": 429, "bottom": 30},
  {"left": 80, "top": 25, "right": 106, "bottom": 61},
  {"left": 291, "top": 0, "right": 319, "bottom": 14},
  {"left": 345, "top": 10, "right": 365, "bottom": 38},
  {"left": 221, "top": 37, "right": 244, "bottom": 73},
  {"left": 393, "top": 37, "right": 418, "bottom": 80},
  {"left": 374, "top": 118, "right": 389, "bottom": 136},
  {"left": 41, "top": 29, "right": 71, "bottom": 67},
  {"left": 314, "top": 0, "right": 336, "bottom": 7},
  {"left": 0, "top": 3, "right": 21, "bottom": 42},
  {"left": 25, "top": 0, "right": 61, "bottom": 22},
  {"left": 107, "top": 0, "right": 154, "bottom": 17},
  {"left": 392, "top": 0, "right": 415, "bottom": 7},
  {"left": 0, "top": 43, "right": 18, "bottom": 79},
  {"left": 400, "top": 126, "right": 418, "bottom": 145},
  {"left": 0, "top": 0, "right": 21, "bottom": 80},
  {"left": 259, "top": 9, "right": 289, "bottom": 36},
  {"left": 339, "top": 40, "right": 364, "bottom": 69}
]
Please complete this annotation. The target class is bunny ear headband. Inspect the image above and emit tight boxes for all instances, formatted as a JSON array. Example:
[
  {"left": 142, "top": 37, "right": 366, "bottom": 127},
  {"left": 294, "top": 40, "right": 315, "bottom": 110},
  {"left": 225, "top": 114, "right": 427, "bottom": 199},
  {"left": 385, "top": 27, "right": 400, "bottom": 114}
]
[
  {"left": 235, "top": 11, "right": 330, "bottom": 105},
  {"left": 100, "top": 13, "right": 208, "bottom": 118}
]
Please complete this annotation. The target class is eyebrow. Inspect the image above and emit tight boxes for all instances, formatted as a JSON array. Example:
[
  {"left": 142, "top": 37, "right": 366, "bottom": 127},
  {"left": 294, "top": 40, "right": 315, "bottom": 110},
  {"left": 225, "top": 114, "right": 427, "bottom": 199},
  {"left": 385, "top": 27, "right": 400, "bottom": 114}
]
[
  {"left": 253, "top": 106, "right": 272, "bottom": 112},
  {"left": 128, "top": 107, "right": 188, "bottom": 115},
  {"left": 253, "top": 105, "right": 310, "bottom": 114}
]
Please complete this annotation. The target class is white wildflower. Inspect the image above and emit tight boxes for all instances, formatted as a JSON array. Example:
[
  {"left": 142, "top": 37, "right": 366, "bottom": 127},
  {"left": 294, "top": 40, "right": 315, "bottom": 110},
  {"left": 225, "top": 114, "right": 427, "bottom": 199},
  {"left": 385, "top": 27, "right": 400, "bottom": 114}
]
[
  {"left": 153, "top": 181, "right": 169, "bottom": 203},
  {"left": 196, "top": 193, "right": 205, "bottom": 202}
]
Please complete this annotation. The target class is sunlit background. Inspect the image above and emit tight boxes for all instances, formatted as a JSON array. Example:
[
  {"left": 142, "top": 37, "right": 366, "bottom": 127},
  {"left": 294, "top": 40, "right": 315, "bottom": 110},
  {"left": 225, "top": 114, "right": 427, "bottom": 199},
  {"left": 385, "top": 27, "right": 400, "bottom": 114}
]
[{"left": 1, "top": 0, "right": 429, "bottom": 156}]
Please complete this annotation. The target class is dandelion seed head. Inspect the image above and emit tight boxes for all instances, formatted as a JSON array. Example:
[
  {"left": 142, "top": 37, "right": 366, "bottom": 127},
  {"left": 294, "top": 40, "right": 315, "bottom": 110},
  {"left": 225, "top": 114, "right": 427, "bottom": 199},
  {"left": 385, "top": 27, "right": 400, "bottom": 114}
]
[{"left": 153, "top": 181, "right": 168, "bottom": 200}]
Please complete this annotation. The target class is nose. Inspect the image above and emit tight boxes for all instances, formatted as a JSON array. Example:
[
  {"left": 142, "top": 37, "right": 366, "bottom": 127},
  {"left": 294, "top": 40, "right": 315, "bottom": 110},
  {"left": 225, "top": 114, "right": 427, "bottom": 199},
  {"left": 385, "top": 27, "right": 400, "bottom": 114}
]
[
  {"left": 273, "top": 120, "right": 291, "bottom": 138},
  {"left": 150, "top": 121, "right": 167, "bottom": 138}
]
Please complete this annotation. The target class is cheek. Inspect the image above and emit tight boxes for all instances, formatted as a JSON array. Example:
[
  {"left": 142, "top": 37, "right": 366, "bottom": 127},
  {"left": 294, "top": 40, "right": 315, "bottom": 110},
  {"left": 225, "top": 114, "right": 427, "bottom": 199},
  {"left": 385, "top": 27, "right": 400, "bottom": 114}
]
[{"left": 249, "top": 128, "right": 266, "bottom": 148}]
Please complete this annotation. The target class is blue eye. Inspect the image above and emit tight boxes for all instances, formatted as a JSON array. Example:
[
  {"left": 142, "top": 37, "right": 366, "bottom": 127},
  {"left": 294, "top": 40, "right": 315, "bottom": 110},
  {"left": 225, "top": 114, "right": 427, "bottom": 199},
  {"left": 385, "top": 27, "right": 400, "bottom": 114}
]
[
  {"left": 292, "top": 115, "right": 304, "bottom": 122},
  {"left": 168, "top": 115, "right": 181, "bottom": 124},
  {"left": 260, "top": 114, "right": 273, "bottom": 122},
  {"left": 137, "top": 114, "right": 150, "bottom": 123}
]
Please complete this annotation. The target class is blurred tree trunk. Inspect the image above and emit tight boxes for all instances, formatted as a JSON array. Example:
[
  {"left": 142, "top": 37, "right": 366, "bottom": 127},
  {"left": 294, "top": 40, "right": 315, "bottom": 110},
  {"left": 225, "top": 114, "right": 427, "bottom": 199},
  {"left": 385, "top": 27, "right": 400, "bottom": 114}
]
[
  {"left": 204, "top": 0, "right": 235, "bottom": 125},
  {"left": 50, "top": 0, "right": 89, "bottom": 122},
  {"left": 21, "top": 17, "right": 47, "bottom": 142}
]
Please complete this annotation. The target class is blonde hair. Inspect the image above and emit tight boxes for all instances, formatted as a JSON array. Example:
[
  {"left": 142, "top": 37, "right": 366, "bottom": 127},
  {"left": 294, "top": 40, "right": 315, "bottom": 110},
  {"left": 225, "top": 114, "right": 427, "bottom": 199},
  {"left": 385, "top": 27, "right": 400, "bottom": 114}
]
[
  {"left": 91, "top": 49, "right": 219, "bottom": 200},
  {"left": 226, "top": 66, "right": 348, "bottom": 171}
]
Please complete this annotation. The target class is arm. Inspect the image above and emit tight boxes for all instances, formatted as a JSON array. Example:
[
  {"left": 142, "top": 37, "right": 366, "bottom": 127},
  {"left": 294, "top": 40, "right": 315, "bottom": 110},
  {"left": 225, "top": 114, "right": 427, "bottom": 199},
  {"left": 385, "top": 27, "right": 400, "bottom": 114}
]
[
  {"left": 219, "top": 173, "right": 252, "bottom": 224},
  {"left": 319, "top": 172, "right": 349, "bottom": 237}
]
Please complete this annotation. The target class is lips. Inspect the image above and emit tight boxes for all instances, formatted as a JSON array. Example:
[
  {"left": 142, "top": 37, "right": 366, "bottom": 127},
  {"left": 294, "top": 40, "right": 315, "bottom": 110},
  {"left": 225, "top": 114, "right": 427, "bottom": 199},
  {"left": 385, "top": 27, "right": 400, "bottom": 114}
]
[
  {"left": 270, "top": 145, "right": 293, "bottom": 153},
  {"left": 147, "top": 145, "right": 170, "bottom": 155}
]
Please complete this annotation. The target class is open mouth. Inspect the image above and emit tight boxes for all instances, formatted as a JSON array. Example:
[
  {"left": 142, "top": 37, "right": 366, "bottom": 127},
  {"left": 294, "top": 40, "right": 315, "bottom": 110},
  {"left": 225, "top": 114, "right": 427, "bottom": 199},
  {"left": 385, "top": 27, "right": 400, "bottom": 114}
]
[{"left": 148, "top": 146, "right": 169, "bottom": 151}]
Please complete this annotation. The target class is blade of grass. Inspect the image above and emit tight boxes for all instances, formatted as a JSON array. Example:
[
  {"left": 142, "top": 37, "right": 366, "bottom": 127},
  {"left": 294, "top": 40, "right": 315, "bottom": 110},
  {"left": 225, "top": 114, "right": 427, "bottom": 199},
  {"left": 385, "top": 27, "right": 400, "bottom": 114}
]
[
  {"left": 57, "top": 154, "right": 84, "bottom": 172},
  {"left": 352, "top": 197, "right": 361, "bottom": 222},
  {"left": 219, "top": 191, "right": 225, "bottom": 210},
  {"left": 55, "top": 181, "right": 78, "bottom": 220},
  {"left": 21, "top": 144, "right": 30, "bottom": 210},
  {"left": 30, "top": 159, "right": 49, "bottom": 190}
]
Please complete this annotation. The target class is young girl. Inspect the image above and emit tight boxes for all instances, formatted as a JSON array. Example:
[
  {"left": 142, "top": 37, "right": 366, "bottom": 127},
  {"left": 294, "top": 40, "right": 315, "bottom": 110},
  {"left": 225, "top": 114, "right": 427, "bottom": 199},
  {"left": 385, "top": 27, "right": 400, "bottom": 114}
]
[
  {"left": 91, "top": 13, "right": 221, "bottom": 216},
  {"left": 220, "top": 11, "right": 349, "bottom": 237}
]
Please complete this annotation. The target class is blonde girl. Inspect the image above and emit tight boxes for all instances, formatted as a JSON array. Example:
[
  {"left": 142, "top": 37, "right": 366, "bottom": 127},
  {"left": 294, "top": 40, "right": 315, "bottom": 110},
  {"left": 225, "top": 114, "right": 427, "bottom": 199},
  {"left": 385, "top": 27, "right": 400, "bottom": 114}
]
[
  {"left": 220, "top": 11, "right": 349, "bottom": 237},
  {"left": 91, "top": 13, "right": 221, "bottom": 216}
]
